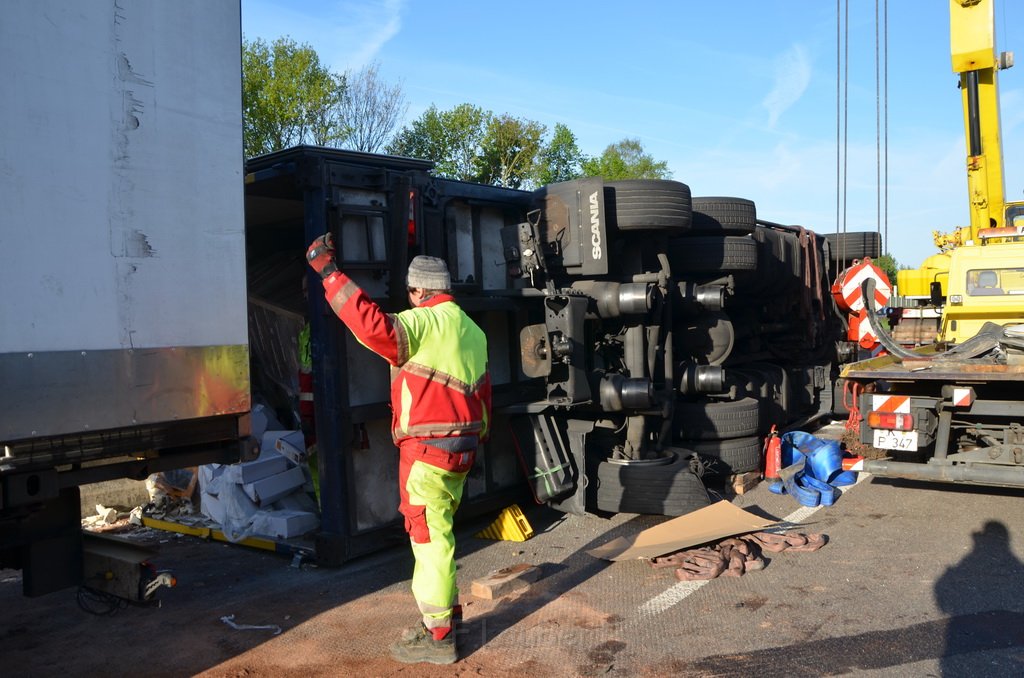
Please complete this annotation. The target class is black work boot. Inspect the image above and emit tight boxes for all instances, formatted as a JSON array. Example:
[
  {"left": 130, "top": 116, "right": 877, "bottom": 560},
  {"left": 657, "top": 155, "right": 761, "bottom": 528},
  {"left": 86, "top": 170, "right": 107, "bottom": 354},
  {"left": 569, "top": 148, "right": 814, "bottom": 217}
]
[{"left": 390, "top": 623, "right": 456, "bottom": 665}]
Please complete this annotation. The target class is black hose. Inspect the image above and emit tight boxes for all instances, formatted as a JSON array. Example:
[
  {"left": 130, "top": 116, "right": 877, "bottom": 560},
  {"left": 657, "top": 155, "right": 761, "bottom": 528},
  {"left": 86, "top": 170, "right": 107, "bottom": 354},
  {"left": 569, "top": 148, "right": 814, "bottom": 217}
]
[{"left": 862, "top": 278, "right": 1003, "bottom": 361}]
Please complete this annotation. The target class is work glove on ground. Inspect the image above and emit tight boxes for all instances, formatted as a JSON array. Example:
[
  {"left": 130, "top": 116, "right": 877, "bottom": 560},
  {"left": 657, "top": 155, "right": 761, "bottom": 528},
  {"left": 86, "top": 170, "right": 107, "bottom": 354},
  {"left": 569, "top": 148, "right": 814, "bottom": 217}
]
[{"left": 306, "top": 233, "right": 338, "bottom": 278}]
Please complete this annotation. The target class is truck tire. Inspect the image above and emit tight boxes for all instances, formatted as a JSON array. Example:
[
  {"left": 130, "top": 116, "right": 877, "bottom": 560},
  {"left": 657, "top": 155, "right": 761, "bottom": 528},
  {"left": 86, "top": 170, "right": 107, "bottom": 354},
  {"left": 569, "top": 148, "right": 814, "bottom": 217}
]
[
  {"left": 684, "top": 436, "right": 762, "bottom": 476},
  {"left": 825, "top": 231, "right": 882, "bottom": 261},
  {"left": 668, "top": 236, "right": 757, "bottom": 272},
  {"left": 605, "top": 180, "right": 692, "bottom": 232},
  {"left": 589, "top": 453, "right": 711, "bottom": 516},
  {"left": 690, "top": 197, "right": 757, "bottom": 235},
  {"left": 675, "top": 397, "right": 760, "bottom": 440}
]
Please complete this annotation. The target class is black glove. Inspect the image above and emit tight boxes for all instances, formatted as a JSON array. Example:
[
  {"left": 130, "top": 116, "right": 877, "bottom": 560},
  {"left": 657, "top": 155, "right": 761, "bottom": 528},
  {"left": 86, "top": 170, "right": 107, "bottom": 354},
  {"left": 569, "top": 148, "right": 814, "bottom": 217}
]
[{"left": 306, "top": 233, "right": 338, "bottom": 278}]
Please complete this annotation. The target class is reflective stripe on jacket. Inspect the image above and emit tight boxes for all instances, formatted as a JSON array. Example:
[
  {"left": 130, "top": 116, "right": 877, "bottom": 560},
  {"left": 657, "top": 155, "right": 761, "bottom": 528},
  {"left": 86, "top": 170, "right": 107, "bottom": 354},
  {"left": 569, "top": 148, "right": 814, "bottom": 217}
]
[{"left": 322, "top": 271, "right": 491, "bottom": 444}]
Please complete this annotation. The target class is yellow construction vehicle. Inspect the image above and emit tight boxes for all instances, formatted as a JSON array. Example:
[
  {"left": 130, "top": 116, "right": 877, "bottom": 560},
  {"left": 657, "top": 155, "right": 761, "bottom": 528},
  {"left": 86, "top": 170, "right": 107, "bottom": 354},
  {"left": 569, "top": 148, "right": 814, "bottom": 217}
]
[
  {"left": 896, "top": 0, "right": 1024, "bottom": 343},
  {"left": 840, "top": 0, "right": 1024, "bottom": 490}
]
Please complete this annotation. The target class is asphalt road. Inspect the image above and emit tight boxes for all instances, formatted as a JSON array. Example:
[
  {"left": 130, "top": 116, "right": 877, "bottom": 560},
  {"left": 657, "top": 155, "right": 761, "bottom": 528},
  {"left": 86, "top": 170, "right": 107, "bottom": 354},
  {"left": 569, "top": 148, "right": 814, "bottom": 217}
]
[{"left": 4, "top": 461, "right": 1024, "bottom": 677}]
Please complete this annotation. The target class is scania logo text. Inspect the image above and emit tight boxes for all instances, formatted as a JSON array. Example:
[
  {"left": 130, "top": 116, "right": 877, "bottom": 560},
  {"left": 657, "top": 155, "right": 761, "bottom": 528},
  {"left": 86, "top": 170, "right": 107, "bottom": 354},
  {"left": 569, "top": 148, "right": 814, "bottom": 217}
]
[{"left": 589, "top": 191, "right": 602, "bottom": 260}]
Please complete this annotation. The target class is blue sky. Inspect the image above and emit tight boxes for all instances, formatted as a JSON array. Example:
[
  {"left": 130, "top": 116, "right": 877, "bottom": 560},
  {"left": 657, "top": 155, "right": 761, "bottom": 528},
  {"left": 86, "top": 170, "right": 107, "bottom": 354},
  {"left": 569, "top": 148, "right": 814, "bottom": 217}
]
[{"left": 241, "top": 0, "right": 1024, "bottom": 269}]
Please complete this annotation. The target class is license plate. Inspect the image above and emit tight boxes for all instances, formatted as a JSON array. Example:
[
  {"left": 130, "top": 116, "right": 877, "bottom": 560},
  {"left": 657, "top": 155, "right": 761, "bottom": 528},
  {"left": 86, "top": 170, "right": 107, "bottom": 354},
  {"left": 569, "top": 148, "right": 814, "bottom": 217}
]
[{"left": 872, "top": 429, "right": 918, "bottom": 451}]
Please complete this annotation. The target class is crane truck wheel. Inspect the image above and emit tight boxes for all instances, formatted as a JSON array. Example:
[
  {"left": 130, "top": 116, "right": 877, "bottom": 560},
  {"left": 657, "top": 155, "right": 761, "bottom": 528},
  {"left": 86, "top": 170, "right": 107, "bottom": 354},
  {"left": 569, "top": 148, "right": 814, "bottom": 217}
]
[
  {"left": 604, "top": 179, "right": 692, "bottom": 231},
  {"left": 675, "top": 397, "right": 760, "bottom": 440},
  {"left": 588, "top": 452, "right": 711, "bottom": 516},
  {"left": 668, "top": 235, "right": 757, "bottom": 272},
  {"left": 824, "top": 231, "right": 882, "bottom": 262},
  {"left": 682, "top": 436, "right": 762, "bottom": 476},
  {"left": 689, "top": 197, "right": 757, "bottom": 235}
]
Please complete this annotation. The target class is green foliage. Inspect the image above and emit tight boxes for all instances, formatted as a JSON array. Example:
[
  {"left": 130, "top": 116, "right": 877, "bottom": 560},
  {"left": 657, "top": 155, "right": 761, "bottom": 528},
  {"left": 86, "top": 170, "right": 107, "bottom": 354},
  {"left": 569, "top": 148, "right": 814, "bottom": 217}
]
[
  {"left": 242, "top": 37, "right": 345, "bottom": 158},
  {"left": 387, "top": 103, "right": 488, "bottom": 181},
  {"left": 389, "top": 109, "right": 673, "bottom": 190},
  {"left": 534, "top": 123, "right": 585, "bottom": 186},
  {"left": 581, "top": 138, "right": 672, "bottom": 180},
  {"left": 477, "top": 114, "right": 546, "bottom": 188}
]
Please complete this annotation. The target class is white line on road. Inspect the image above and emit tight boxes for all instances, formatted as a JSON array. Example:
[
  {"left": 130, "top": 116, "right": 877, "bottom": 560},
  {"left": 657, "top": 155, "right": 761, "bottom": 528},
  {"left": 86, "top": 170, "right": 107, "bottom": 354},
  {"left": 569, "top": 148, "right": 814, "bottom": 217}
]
[{"left": 636, "top": 472, "right": 869, "bottom": 617}]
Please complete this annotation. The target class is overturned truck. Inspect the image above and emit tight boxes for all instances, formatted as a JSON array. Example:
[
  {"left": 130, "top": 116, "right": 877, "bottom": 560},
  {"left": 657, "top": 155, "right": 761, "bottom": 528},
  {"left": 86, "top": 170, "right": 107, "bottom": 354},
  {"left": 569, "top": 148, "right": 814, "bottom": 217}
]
[{"left": 244, "top": 148, "right": 856, "bottom": 546}]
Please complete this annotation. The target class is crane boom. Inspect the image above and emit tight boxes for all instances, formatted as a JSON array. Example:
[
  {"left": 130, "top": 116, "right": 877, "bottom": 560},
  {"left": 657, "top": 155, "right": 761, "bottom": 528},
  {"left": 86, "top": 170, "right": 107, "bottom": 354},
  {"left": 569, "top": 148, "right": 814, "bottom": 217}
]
[{"left": 949, "top": 0, "right": 1012, "bottom": 244}]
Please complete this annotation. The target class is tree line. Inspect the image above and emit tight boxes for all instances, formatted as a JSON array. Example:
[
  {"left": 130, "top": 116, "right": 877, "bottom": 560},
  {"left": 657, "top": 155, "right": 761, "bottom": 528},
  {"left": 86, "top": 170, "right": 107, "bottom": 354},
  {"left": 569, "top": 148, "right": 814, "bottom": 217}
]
[{"left": 242, "top": 37, "right": 671, "bottom": 188}]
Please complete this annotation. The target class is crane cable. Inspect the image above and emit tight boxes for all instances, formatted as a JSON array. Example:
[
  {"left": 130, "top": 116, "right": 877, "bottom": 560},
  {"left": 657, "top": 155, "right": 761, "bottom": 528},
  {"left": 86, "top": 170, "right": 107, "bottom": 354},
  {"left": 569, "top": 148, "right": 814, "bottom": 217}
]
[
  {"left": 875, "top": 0, "right": 889, "bottom": 256},
  {"left": 836, "top": 0, "right": 849, "bottom": 264},
  {"left": 837, "top": 1, "right": 890, "bottom": 262}
]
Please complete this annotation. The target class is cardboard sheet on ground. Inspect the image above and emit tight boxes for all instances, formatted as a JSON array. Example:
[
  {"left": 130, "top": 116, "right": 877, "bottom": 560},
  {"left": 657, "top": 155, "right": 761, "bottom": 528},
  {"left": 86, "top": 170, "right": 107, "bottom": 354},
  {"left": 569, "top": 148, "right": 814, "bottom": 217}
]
[{"left": 587, "top": 501, "right": 777, "bottom": 561}]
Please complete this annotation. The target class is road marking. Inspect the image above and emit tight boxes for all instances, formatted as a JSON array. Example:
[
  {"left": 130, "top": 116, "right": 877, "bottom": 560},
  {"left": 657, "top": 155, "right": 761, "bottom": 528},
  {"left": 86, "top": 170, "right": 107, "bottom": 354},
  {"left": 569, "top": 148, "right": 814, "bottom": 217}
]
[
  {"left": 636, "top": 472, "right": 869, "bottom": 617},
  {"left": 637, "top": 579, "right": 708, "bottom": 616}
]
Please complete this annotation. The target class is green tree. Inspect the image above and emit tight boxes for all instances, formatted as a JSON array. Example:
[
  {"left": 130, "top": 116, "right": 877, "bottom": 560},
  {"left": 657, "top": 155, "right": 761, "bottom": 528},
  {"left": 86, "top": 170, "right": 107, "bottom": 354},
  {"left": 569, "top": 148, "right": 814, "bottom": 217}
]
[
  {"left": 477, "top": 114, "right": 546, "bottom": 188},
  {"left": 387, "top": 103, "right": 488, "bottom": 181},
  {"left": 534, "top": 123, "right": 585, "bottom": 186},
  {"left": 340, "top": 61, "right": 408, "bottom": 153},
  {"left": 581, "top": 138, "right": 672, "bottom": 180},
  {"left": 873, "top": 253, "right": 904, "bottom": 286},
  {"left": 242, "top": 37, "right": 345, "bottom": 158}
]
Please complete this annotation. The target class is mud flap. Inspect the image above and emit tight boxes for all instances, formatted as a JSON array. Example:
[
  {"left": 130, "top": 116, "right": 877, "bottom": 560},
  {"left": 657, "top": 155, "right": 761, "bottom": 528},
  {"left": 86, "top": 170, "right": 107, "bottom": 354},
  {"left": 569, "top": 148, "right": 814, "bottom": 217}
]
[{"left": 510, "top": 415, "right": 593, "bottom": 515}]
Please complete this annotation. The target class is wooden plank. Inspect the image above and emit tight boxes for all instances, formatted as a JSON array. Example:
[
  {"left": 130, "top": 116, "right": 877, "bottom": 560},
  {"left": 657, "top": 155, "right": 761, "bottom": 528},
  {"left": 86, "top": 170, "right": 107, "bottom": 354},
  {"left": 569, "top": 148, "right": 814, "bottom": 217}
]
[
  {"left": 730, "top": 472, "right": 761, "bottom": 495},
  {"left": 470, "top": 563, "right": 541, "bottom": 600}
]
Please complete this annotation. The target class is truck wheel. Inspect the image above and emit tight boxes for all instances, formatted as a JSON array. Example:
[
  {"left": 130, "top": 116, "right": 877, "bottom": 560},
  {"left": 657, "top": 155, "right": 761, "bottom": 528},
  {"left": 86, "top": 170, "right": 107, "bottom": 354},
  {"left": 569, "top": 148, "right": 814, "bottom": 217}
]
[
  {"left": 589, "top": 452, "right": 711, "bottom": 516},
  {"left": 690, "top": 197, "right": 757, "bottom": 235},
  {"left": 684, "top": 436, "right": 762, "bottom": 476},
  {"left": 825, "top": 231, "right": 882, "bottom": 261},
  {"left": 605, "top": 180, "right": 692, "bottom": 232},
  {"left": 675, "top": 397, "right": 760, "bottom": 440},
  {"left": 668, "top": 236, "right": 757, "bottom": 272}
]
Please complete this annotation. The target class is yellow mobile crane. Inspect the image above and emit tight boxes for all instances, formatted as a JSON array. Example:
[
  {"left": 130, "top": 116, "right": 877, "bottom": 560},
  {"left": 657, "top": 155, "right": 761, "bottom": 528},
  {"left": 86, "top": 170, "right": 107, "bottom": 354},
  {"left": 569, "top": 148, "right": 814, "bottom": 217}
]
[
  {"left": 897, "top": 0, "right": 1024, "bottom": 343},
  {"left": 839, "top": 0, "right": 1024, "bottom": 489}
]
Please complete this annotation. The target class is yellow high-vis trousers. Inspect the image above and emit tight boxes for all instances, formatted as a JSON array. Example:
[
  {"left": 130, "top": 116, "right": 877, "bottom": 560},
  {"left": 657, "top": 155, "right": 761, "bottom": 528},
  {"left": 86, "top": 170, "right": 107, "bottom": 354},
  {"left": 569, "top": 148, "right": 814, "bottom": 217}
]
[{"left": 398, "top": 440, "right": 474, "bottom": 629}]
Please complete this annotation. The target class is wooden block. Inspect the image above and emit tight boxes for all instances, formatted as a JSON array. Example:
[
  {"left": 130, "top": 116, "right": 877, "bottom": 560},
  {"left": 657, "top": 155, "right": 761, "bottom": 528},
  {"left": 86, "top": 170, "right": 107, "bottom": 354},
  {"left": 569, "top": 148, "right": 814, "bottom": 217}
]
[
  {"left": 731, "top": 471, "right": 761, "bottom": 495},
  {"left": 470, "top": 563, "right": 541, "bottom": 600}
]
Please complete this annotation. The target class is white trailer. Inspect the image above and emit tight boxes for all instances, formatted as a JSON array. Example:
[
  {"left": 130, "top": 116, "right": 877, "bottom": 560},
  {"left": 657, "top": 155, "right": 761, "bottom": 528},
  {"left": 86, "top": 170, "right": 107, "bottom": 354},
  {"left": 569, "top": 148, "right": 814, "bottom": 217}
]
[{"left": 0, "top": 0, "right": 250, "bottom": 595}]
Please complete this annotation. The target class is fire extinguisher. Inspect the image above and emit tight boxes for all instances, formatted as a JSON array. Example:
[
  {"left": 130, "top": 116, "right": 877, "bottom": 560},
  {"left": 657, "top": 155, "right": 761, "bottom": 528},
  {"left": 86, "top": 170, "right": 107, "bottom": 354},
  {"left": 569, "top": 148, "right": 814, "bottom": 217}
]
[{"left": 764, "top": 425, "right": 782, "bottom": 480}]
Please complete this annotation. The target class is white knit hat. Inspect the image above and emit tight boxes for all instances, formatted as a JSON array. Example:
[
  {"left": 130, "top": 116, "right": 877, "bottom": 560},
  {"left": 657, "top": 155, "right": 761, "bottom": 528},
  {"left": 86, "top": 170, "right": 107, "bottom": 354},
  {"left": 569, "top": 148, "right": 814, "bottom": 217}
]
[{"left": 406, "top": 255, "right": 451, "bottom": 290}]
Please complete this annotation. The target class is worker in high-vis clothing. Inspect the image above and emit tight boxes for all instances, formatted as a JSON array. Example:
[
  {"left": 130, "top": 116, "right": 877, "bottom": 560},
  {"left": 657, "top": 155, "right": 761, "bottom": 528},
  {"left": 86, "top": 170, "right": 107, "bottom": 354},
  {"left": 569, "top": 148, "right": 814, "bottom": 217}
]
[{"left": 307, "top": 235, "right": 490, "bottom": 665}]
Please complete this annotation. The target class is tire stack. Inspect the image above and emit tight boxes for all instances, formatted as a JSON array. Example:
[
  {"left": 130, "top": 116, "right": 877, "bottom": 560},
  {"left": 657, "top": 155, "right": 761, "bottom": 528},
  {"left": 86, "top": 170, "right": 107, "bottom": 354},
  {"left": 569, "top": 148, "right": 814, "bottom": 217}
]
[
  {"left": 663, "top": 195, "right": 839, "bottom": 477},
  {"left": 664, "top": 197, "right": 772, "bottom": 478},
  {"left": 583, "top": 180, "right": 713, "bottom": 516}
]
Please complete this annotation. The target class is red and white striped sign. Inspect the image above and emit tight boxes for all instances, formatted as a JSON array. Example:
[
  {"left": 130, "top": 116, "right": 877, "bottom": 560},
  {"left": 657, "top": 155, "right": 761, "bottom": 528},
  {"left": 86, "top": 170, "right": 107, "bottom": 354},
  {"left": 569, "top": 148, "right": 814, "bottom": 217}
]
[
  {"left": 849, "top": 311, "right": 882, "bottom": 348},
  {"left": 871, "top": 394, "right": 910, "bottom": 413},
  {"left": 832, "top": 259, "right": 892, "bottom": 313},
  {"left": 952, "top": 388, "right": 974, "bottom": 407}
]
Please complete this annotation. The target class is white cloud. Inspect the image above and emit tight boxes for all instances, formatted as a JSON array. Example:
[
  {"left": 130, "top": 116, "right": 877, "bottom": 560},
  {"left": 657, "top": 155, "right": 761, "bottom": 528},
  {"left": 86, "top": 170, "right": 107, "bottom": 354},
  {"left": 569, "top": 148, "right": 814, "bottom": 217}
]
[
  {"left": 761, "top": 44, "right": 812, "bottom": 128},
  {"left": 331, "top": 0, "right": 404, "bottom": 70},
  {"left": 243, "top": 0, "right": 405, "bottom": 72}
]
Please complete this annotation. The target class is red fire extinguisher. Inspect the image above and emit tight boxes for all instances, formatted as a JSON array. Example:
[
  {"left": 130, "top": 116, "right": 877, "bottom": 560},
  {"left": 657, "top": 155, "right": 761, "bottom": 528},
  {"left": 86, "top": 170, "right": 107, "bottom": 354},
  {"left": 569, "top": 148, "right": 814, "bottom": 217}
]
[{"left": 764, "top": 425, "right": 782, "bottom": 480}]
